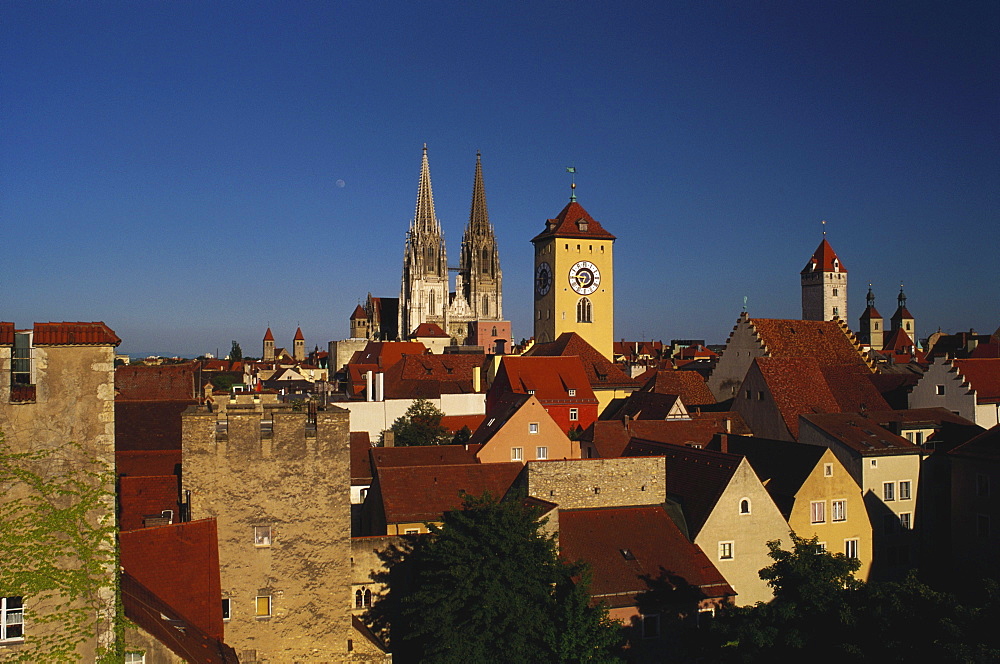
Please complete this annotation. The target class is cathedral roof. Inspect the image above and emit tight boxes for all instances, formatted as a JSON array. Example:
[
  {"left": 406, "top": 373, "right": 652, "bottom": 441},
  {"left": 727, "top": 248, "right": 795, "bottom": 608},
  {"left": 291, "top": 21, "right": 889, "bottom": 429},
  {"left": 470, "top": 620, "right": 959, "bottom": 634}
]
[
  {"left": 531, "top": 200, "right": 616, "bottom": 243},
  {"left": 800, "top": 238, "right": 846, "bottom": 274},
  {"left": 859, "top": 305, "right": 883, "bottom": 320}
]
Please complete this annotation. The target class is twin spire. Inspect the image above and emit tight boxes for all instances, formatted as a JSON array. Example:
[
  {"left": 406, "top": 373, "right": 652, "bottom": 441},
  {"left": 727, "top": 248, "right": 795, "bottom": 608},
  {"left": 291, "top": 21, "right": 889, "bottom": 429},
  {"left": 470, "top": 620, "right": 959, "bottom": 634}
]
[{"left": 413, "top": 144, "right": 441, "bottom": 234}]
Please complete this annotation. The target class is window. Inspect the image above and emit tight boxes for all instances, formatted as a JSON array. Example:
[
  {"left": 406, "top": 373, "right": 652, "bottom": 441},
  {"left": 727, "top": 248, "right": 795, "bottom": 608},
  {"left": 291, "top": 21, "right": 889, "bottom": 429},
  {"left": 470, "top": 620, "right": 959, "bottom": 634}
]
[
  {"left": 222, "top": 598, "right": 231, "bottom": 621},
  {"left": 833, "top": 288, "right": 838, "bottom": 296},
  {"left": 1, "top": 596, "right": 23, "bottom": 642},
  {"left": 568, "top": 389, "right": 576, "bottom": 397},
  {"left": 254, "top": 526, "right": 271, "bottom": 547},
  {"left": 511, "top": 447, "right": 523, "bottom": 461},
  {"left": 977, "top": 474, "right": 991, "bottom": 497},
  {"left": 739, "top": 499, "right": 751, "bottom": 515},
  {"left": 745, "top": 389, "right": 751, "bottom": 400},
  {"left": 569, "top": 408, "right": 579, "bottom": 421},
  {"left": 883, "top": 482, "right": 895, "bottom": 501},
  {"left": 10, "top": 331, "right": 34, "bottom": 402},
  {"left": 832, "top": 500, "right": 846, "bottom": 522},
  {"left": 833, "top": 307, "right": 839, "bottom": 316},
  {"left": 810, "top": 501, "right": 826, "bottom": 524},
  {"left": 899, "top": 481, "right": 911, "bottom": 500},
  {"left": 576, "top": 297, "right": 592, "bottom": 323},
  {"left": 871, "top": 459, "right": 877, "bottom": 467},
  {"left": 817, "top": 542, "right": 827, "bottom": 552},
  {"left": 936, "top": 384, "right": 945, "bottom": 395},
  {"left": 536, "top": 446, "right": 548, "bottom": 460},
  {"left": 978, "top": 514, "right": 990, "bottom": 538},
  {"left": 482, "top": 296, "right": 489, "bottom": 316},
  {"left": 355, "top": 588, "right": 372, "bottom": 608},
  {"left": 404, "top": 528, "right": 419, "bottom": 535},
  {"left": 719, "top": 542, "right": 734, "bottom": 560},
  {"left": 255, "top": 595, "right": 271, "bottom": 618},
  {"left": 757, "top": 391, "right": 764, "bottom": 400},
  {"left": 125, "top": 654, "right": 145, "bottom": 664},
  {"left": 845, "top": 539, "right": 859, "bottom": 559},
  {"left": 824, "top": 463, "right": 833, "bottom": 477},
  {"left": 529, "top": 422, "right": 539, "bottom": 434},
  {"left": 641, "top": 614, "right": 660, "bottom": 639},
  {"left": 899, "top": 512, "right": 911, "bottom": 530}
]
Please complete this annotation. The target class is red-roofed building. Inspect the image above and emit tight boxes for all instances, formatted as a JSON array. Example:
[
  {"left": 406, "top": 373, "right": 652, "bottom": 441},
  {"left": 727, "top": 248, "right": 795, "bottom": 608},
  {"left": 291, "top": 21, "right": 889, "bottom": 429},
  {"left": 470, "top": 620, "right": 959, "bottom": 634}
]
[
  {"left": 488, "top": 355, "right": 599, "bottom": 433},
  {"left": 409, "top": 322, "right": 451, "bottom": 353},
  {"left": 800, "top": 237, "right": 848, "bottom": 322},
  {"left": 911, "top": 358, "right": 1000, "bottom": 428},
  {"left": 119, "top": 475, "right": 181, "bottom": 531},
  {"left": 634, "top": 369, "right": 716, "bottom": 408},
  {"left": 381, "top": 352, "right": 486, "bottom": 400},
  {"left": 587, "top": 416, "right": 749, "bottom": 460},
  {"left": 469, "top": 394, "right": 578, "bottom": 464}
]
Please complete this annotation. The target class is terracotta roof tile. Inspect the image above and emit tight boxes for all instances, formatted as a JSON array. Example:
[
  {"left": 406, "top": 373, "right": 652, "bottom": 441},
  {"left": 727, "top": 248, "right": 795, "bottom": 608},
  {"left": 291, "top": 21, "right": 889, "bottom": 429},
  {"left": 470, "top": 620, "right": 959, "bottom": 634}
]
[
  {"left": 382, "top": 353, "right": 485, "bottom": 399},
  {"left": 411, "top": 322, "right": 450, "bottom": 338},
  {"left": 800, "top": 238, "right": 846, "bottom": 274},
  {"left": 31, "top": 321, "right": 121, "bottom": 346},
  {"left": 351, "top": 305, "right": 368, "bottom": 320},
  {"left": 800, "top": 412, "right": 923, "bottom": 456},
  {"left": 952, "top": 358, "right": 1000, "bottom": 404},
  {"left": 494, "top": 355, "right": 598, "bottom": 403},
  {"left": 530, "top": 200, "right": 616, "bottom": 243},
  {"left": 590, "top": 418, "right": 741, "bottom": 459},
  {"left": 351, "top": 432, "right": 374, "bottom": 484},
  {"left": 559, "top": 506, "right": 734, "bottom": 606},
  {"left": 440, "top": 413, "right": 487, "bottom": 434},
  {"left": 370, "top": 444, "right": 480, "bottom": 469},
  {"left": 116, "top": 363, "right": 200, "bottom": 401},
  {"left": 0, "top": 322, "right": 13, "bottom": 345},
  {"left": 642, "top": 368, "right": 716, "bottom": 404},
  {"left": 749, "top": 317, "right": 871, "bottom": 369},
  {"left": 119, "top": 475, "right": 180, "bottom": 532},
  {"left": 376, "top": 463, "right": 521, "bottom": 524},
  {"left": 294, "top": 327, "right": 304, "bottom": 341},
  {"left": 754, "top": 357, "right": 841, "bottom": 438},
  {"left": 348, "top": 341, "right": 427, "bottom": 370},
  {"left": 949, "top": 424, "right": 1000, "bottom": 462},
  {"left": 526, "top": 332, "right": 636, "bottom": 387},
  {"left": 263, "top": 327, "right": 274, "bottom": 341}
]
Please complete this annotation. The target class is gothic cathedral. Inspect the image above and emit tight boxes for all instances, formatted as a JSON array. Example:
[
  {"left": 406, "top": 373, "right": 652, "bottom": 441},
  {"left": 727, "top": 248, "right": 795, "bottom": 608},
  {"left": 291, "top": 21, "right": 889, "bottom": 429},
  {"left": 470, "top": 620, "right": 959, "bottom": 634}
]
[
  {"left": 532, "top": 194, "right": 616, "bottom": 359},
  {"left": 398, "top": 146, "right": 505, "bottom": 347}
]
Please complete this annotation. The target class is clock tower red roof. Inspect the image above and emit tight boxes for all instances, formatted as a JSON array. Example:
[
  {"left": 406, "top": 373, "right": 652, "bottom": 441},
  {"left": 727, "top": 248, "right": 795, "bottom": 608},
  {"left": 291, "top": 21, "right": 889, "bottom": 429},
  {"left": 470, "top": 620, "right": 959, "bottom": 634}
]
[{"left": 531, "top": 200, "right": 616, "bottom": 243}]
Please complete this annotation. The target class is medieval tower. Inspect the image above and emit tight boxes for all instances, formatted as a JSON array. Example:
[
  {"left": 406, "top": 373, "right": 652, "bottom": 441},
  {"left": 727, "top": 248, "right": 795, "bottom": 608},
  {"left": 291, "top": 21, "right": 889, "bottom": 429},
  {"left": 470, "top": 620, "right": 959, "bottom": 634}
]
[
  {"left": 801, "top": 234, "right": 847, "bottom": 321},
  {"left": 458, "top": 151, "right": 503, "bottom": 326},
  {"left": 858, "top": 285, "right": 884, "bottom": 349}
]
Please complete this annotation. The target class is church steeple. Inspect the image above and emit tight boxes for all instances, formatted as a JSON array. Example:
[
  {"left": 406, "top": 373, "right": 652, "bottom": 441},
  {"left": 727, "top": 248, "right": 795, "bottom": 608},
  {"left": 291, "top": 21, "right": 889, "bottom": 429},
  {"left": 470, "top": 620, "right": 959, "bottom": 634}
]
[
  {"left": 801, "top": 228, "right": 847, "bottom": 321},
  {"left": 460, "top": 151, "right": 502, "bottom": 321},
  {"left": 890, "top": 283, "right": 916, "bottom": 349},
  {"left": 413, "top": 144, "right": 440, "bottom": 235},
  {"left": 858, "top": 284, "right": 884, "bottom": 349}
]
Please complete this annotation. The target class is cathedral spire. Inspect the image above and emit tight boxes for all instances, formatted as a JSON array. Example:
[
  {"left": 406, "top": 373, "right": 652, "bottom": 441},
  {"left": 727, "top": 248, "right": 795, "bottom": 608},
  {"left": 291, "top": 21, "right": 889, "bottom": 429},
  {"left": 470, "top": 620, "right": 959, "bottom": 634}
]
[
  {"left": 413, "top": 144, "right": 440, "bottom": 234},
  {"left": 468, "top": 151, "right": 490, "bottom": 232}
]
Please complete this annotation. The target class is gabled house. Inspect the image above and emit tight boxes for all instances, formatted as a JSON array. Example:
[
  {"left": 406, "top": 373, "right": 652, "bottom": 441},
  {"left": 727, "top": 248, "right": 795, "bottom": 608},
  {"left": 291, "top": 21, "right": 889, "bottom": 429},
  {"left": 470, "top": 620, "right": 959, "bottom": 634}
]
[
  {"left": 408, "top": 322, "right": 452, "bottom": 354},
  {"left": 600, "top": 391, "right": 690, "bottom": 422},
  {"left": 721, "top": 434, "right": 873, "bottom": 579},
  {"left": 707, "top": 313, "right": 875, "bottom": 402},
  {"left": 587, "top": 416, "right": 748, "bottom": 460},
  {"left": 488, "top": 355, "right": 599, "bottom": 433},
  {"left": 469, "top": 393, "right": 578, "bottom": 463},
  {"left": 624, "top": 443, "right": 789, "bottom": 605},
  {"left": 524, "top": 332, "right": 638, "bottom": 413},
  {"left": 636, "top": 369, "right": 717, "bottom": 408},
  {"left": 733, "top": 357, "right": 890, "bottom": 441},
  {"left": 798, "top": 413, "right": 924, "bottom": 578},
  {"left": 910, "top": 358, "right": 1000, "bottom": 428}
]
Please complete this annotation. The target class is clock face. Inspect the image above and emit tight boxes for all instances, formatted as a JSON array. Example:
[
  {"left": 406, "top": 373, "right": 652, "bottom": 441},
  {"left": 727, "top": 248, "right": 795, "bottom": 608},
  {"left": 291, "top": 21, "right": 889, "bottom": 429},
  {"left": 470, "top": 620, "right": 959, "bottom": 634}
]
[
  {"left": 569, "top": 261, "right": 601, "bottom": 295},
  {"left": 535, "top": 262, "right": 552, "bottom": 296}
]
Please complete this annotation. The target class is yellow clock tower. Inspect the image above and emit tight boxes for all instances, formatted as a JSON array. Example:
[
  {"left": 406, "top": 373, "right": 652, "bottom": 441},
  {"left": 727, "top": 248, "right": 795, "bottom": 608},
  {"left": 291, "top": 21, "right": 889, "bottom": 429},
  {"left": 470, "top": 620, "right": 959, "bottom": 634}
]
[{"left": 531, "top": 197, "right": 616, "bottom": 359}]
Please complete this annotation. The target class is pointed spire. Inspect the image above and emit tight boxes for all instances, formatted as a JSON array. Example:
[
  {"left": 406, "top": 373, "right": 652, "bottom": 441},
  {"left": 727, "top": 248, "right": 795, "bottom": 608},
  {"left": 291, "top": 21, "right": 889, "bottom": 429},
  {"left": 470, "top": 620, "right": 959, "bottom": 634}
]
[
  {"left": 263, "top": 327, "right": 274, "bottom": 341},
  {"left": 294, "top": 327, "right": 304, "bottom": 341},
  {"left": 898, "top": 283, "right": 907, "bottom": 308},
  {"left": 413, "top": 144, "right": 440, "bottom": 234},
  {"left": 867, "top": 284, "right": 875, "bottom": 308},
  {"left": 467, "top": 151, "right": 491, "bottom": 232}
]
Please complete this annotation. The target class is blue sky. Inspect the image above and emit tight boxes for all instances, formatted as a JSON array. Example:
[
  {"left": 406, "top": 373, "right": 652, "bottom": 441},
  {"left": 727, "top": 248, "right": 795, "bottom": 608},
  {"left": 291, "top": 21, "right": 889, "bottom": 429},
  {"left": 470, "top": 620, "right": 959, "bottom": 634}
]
[{"left": 3, "top": 2, "right": 997, "bottom": 357}]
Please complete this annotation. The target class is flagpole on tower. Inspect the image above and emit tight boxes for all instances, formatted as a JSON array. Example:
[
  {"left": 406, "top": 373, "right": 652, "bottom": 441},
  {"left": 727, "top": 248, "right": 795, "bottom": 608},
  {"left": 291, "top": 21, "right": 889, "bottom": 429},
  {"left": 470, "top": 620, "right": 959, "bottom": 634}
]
[{"left": 566, "top": 166, "right": 577, "bottom": 202}]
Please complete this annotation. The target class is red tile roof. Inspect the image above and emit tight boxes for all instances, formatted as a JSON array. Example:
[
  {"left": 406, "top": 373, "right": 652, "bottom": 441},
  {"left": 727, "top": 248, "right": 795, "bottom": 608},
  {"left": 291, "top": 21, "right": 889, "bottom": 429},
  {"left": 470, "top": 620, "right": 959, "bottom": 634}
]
[
  {"left": 0, "top": 322, "right": 13, "bottom": 345},
  {"left": 382, "top": 353, "right": 486, "bottom": 399},
  {"left": 120, "top": 519, "right": 224, "bottom": 641},
  {"left": 117, "top": 449, "right": 182, "bottom": 477},
  {"left": 351, "top": 304, "right": 368, "bottom": 320},
  {"left": 376, "top": 463, "right": 521, "bottom": 524},
  {"left": 294, "top": 327, "right": 304, "bottom": 341},
  {"left": 117, "top": 363, "right": 200, "bottom": 401},
  {"left": 952, "top": 359, "right": 1000, "bottom": 404},
  {"left": 799, "top": 412, "right": 923, "bottom": 456},
  {"left": 494, "top": 355, "right": 598, "bottom": 403},
  {"left": 593, "top": 417, "right": 750, "bottom": 459},
  {"left": 530, "top": 200, "right": 616, "bottom": 243},
  {"left": 263, "top": 327, "right": 274, "bottom": 341},
  {"left": 370, "top": 444, "right": 480, "bottom": 469},
  {"left": 753, "top": 357, "right": 841, "bottom": 439},
  {"left": 602, "top": 391, "right": 684, "bottom": 421},
  {"left": 559, "top": 506, "right": 734, "bottom": 607},
  {"left": 348, "top": 341, "right": 428, "bottom": 370},
  {"left": 949, "top": 424, "right": 1000, "bottom": 462},
  {"left": 351, "top": 431, "right": 375, "bottom": 484},
  {"left": 440, "top": 413, "right": 487, "bottom": 434},
  {"left": 28, "top": 321, "right": 121, "bottom": 346},
  {"left": 749, "top": 318, "right": 872, "bottom": 370},
  {"left": 411, "top": 322, "right": 450, "bottom": 338},
  {"left": 800, "top": 238, "right": 846, "bottom": 274},
  {"left": 525, "top": 332, "right": 637, "bottom": 387},
  {"left": 119, "top": 475, "right": 180, "bottom": 532}
]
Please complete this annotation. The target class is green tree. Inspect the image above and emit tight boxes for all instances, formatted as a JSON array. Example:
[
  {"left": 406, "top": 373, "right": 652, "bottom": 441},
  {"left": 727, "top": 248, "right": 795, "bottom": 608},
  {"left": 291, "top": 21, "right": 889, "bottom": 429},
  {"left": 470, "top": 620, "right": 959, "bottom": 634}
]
[
  {"left": 381, "top": 399, "right": 451, "bottom": 446},
  {"left": 229, "top": 340, "right": 243, "bottom": 361},
  {"left": 0, "top": 435, "right": 121, "bottom": 663},
  {"left": 451, "top": 425, "right": 472, "bottom": 446},
  {"left": 368, "top": 493, "right": 622, "bottom": 663}
]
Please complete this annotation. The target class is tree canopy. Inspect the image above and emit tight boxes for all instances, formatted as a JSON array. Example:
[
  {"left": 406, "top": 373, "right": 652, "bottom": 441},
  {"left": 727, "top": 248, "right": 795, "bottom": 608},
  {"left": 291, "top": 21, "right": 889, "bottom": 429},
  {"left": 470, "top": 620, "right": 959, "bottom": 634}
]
[
  {"left": 381, "top": 399, "right": 451, "bottom": 446},
  {"left": 228, "top": 340, "right": 243, "bottom": 362},
  {"left": 368, "top": 493, "right": 622, "bottom": 663}
]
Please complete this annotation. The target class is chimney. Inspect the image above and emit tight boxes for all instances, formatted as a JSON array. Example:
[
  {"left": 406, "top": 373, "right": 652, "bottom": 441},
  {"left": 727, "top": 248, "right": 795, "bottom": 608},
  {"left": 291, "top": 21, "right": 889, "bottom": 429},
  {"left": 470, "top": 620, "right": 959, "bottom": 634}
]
[
  {"left": 724, "top": 417, "right": 731, "bottom": 433},
  {"left": 375, "top": 372, "right": 384, "bottom": 402},
  {"left": 472, "top": 366, "right": 481, "bottom": 393},
  {"left": 365, "top": 370, "right": 373, "bottom": 402},
  {"left": 383, "top": 431, "right": 395, "bottom": 448},
  {"left": 719, "top": 433, "right": 729, "bottom": 453}
]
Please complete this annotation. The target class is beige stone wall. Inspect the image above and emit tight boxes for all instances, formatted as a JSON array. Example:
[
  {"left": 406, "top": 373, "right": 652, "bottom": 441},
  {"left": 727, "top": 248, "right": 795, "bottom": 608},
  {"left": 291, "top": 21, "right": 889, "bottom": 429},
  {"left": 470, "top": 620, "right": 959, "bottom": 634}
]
[
  {"left": 707, "top": 316, "right": 766, "bottom": 401},
  {"left": 520, "top": 457, "right": 666, "bottom": 511},
  {"left": 182, "top": 404, "right": 354, "bottom": 663},
  {"left": 124, "top": 626, "right": 186, "bottom": 664},
  {"left": 801, "top": 270, "right": 847, "bottom": 322},
  {"left": 0, "top": 343, "right": 118, "bottom": 661}
]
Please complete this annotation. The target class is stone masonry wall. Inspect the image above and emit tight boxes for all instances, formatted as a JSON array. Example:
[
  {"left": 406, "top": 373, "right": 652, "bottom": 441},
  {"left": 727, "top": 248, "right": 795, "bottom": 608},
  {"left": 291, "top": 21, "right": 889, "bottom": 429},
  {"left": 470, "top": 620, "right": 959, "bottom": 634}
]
[{"left": 522, "top": 457, "right": 666, "bottom": 510}]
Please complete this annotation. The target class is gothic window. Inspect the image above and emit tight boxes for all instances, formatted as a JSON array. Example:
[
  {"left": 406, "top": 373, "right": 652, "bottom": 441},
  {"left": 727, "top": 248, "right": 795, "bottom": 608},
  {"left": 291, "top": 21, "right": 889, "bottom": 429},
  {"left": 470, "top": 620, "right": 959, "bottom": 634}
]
[
  {"left": 429, "top": 290, "right": 436, "bottom": 315},
  {"left": 426, "top": 247, "right": 434, "bottom": 262},
  {"left": 577, "top": 297, "right": 592, "bottom": 323},
  {"left": 481, "top": 248, "right": 489, "bottom": 272},
  {"left": 482, "top": 295, "right": 489, "bottom": 316},
  {"left": 492, "top": 326, "right": 497, "bottom": 336}
]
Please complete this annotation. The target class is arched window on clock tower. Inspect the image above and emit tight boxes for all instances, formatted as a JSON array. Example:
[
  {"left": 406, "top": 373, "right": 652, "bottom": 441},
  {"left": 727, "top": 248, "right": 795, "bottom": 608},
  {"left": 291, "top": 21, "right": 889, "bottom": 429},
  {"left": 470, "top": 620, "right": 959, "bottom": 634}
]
[{"left": 577, "top": 297, "right": 592, "bottom": 323}]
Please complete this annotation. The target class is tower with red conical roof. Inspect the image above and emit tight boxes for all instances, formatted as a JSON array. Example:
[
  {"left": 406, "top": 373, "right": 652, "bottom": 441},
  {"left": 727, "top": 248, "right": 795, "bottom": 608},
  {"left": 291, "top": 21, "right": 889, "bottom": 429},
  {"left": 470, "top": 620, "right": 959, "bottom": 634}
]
[
  {"left": 293, "top": 327, "right": 305, "bottom": 362},
  {"left": 263, "top": 327, "right": 275, "bottom": 362},
  {"left": 801, "top": 231, "right": 847, "bottom": 322}
]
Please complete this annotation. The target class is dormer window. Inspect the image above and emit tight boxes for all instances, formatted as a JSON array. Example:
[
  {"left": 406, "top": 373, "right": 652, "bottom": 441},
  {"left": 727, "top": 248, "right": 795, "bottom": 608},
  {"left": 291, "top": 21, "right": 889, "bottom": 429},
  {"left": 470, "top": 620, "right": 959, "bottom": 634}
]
[
  {"left": 568, "top": 389, "right": 576, "bottom": 397},
  {"left": 576, "top": 218, "right": 589, "bottom": 232}
]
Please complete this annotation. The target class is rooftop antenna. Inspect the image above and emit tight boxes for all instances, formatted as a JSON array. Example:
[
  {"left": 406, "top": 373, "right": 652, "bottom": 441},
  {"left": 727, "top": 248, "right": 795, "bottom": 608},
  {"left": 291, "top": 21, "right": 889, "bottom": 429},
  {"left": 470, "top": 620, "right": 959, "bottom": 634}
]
[{"left": 566, "top": 165, "right": 577, "bottom": 202}]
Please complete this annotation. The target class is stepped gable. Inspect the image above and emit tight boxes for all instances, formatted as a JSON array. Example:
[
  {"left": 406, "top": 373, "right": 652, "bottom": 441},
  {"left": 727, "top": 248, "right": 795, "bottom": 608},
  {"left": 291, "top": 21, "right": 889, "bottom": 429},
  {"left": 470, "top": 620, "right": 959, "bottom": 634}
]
[
  {"left": 525, "top": 332, "right": 636, "bottom": 388},
  {"left": 952, "top": 358, "right": 1000, "bottom": 403},
  {"left": 558, "top": 506, "right": 734, "bottom": 608},
  {"left": 122, "top": 572, "right": 238, "bottom": 664},
  {"left": 639, "top": 370, "right": 716, "bottom": 405},
  {"left": 530, "top": 200, "right": 616, "bottom": 243},
  {"left": 749, "top": 317, "right": 873, "bottom": 370},
  {"left": 120, "top": 519, "right": 224, "bottom": 642},
  {"left": 376, "top": 462, "right": 522, "bottom": 524},
  {"left": 801, "top": 238, "right": 846, "bottom": 274},
  {"left": 382, "top": 352, "right": 485, "bottom": 399}
]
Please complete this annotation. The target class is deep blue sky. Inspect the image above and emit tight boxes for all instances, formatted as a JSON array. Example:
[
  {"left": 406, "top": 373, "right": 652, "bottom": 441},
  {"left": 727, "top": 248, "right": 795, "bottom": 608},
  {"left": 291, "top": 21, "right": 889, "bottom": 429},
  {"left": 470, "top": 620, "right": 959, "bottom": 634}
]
[{"left": 3, "top": 2, "right": 997, "bottom": 357}]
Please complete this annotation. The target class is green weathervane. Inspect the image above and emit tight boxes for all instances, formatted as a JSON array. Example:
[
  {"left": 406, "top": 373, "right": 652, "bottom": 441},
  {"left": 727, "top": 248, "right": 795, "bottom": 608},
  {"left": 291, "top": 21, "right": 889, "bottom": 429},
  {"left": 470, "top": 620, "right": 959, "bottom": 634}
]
[{"left": 566, "top": 166, "right": 577, "bottom": 201}]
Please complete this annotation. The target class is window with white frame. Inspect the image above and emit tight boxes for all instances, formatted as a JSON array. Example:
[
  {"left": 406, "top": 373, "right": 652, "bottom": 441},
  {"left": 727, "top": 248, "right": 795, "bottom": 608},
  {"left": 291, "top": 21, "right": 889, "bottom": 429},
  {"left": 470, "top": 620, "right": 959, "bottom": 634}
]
[
  {"left": 899, "top": 512, "right": 911, "bottom": 530},
  {"left": 528, "top": 422, "right": 539, "bottom": 434},
  {"left": 511, "top": 447, "right": 523, "bottom": 461},
  {"left": 899, "top": 481, "right": 911, "bottom": 500},
  {"left": 810, "top": 501, "right": 826, "bottom": 524},
  {"left": 817, "top": 542, "right": 827, "bottom": 552},
  {"left": 536, "top": 446, "right": 548, "bottom": 460},
  {"left": 832, "top": 500, "right": 846, "bottom": 522},
  {"left": 125, "top": 653, "right": 145, "bottom": 664},
  {"left": 355, "top": 588, "right": 372, "bottom": 608},
  {"left": 254, "top": 525, "right": 271, "bottom": 547},
  {"left": 719, "top": 541, "right": 734, "bottom": 560},
  {"left": 222, "top": 598, "right": 231, "bottom": 621},
  {"left": 404, "top": 528, "right": 419, "bottom": 535},
  {"left": 824, "top": 463, "right": 833, "bottom": 477},
  {"left": 883, "top": 482, "right": 894, "bottom": 501},
  {"left": 255, "top": 595, "right": 271, "bottom": 618},
  {"left": 569, "top": 408, "right": 579, "bottom": 421},
  {"left": 739, "top": 499, "right": 751, "bottom": 515},
  {"left": 568, "top": 389, "right": 576, "bottom": 397},
  {"left": 1, "top": 596, "right": 24, "bottom": 642},
  {"left": 845, "top": 539, "right": 859, "bottom": 559}
]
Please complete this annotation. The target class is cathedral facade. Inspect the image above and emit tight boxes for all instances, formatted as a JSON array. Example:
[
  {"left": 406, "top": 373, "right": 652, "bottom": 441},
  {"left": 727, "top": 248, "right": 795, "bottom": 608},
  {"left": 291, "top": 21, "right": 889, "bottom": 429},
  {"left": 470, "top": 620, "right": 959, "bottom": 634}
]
[{"left": 397, "top": 146, "right": 508, "bottom": 349}]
